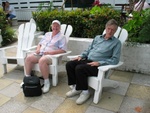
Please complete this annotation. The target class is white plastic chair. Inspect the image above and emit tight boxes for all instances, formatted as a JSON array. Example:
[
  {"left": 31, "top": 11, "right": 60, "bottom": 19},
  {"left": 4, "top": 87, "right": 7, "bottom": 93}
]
[
  {"left": 24, "top": 24, "right": 73, "bottom": 86},
  {"left": 0, "top": 22, "right": 36, "bottom": 74},
  {"left": 67, "top": 27, "right": 128, "bottom": 104}
]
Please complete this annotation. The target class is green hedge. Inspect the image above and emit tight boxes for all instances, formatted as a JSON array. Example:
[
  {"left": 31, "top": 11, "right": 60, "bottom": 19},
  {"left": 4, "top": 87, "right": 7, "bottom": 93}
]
[
  {"left": 32, "top": 6, "right": 121, "bottom": 38},
  {"left": 32, "top": 5, "right": 150, "bottom": 44},
  {"left": 0, "top": 8, "right": 16, "bottom": 46}
]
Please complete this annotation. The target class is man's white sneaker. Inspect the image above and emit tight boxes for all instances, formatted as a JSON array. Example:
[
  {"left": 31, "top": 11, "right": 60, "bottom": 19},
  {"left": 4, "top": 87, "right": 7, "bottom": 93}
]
[
  {"left": 76, "top": 92, "right": 90, "bottom": 105},
  {"left": 42, "top": 83, "right": 50, "bottom": 93},
  {"left": 66, "top": 89, "right": 81, "bottom": 97}
]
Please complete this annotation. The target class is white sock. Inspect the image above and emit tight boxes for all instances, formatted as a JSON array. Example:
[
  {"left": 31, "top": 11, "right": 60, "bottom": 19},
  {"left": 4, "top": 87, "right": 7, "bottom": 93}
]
[
  {"left": 44, "top": 79, "right": 50, "bottom": 85},
  {"left": 82, "top": 90, "right": 89, "bottom": 94},
  {"left": 25, "top": 75, "right": 30, "bottom": 77},
  {"left": 70, "top": 85, "right": 75, "bottom": 89}
]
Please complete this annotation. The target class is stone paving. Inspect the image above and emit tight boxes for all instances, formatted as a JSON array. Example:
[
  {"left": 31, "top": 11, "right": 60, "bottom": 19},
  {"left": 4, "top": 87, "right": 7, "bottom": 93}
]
[{"left": 0, "top": 23, "right": 150, "bottom": 113}]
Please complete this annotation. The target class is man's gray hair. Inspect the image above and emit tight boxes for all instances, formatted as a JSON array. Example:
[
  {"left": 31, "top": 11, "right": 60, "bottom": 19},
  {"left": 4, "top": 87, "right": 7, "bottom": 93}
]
[{"left": 105, "top": 19, "right": 118, "bottom": 27}]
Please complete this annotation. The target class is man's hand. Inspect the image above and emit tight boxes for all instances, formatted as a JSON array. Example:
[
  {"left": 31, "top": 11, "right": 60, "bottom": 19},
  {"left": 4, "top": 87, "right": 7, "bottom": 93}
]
[
  {"left": 87, "top": 62, "right": 100, "bottom": 66},
  {"left": 73, "top": 56, "right": 82, "bottom": 61}
]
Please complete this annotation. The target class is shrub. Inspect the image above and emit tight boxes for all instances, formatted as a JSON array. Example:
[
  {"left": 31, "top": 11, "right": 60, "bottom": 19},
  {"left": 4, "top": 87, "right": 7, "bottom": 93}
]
[
  {"left": 32, "top": 6, "right": 121, "bottom": 38},
  {"left": 0, "top": 8, "right": 16, "bottom": 46},
  {"left": 123, "top": 8, "right": 150, "bottom": 43}
]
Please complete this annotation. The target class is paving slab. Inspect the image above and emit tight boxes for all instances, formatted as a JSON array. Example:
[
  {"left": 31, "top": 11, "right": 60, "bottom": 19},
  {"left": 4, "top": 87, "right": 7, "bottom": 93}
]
[
  {"left": 132, "top": 73, "right": 150, "bottom": 86},
  {"left": 119, "top": 97, "right": 145, "bottom": 113},
  {"left": 92, "top": 92, "right": 124, "bottom": 112},
  {"left": 0, "top": 82, "right": 22, "bottom": 97},
  {"left": 127, "top": 84, "right": 150, "bottom": 100},
  {"left": 110, "top": 70, "right": 134, "bottom": 83},
  {"left": 22, "top": 107, "right": 45, "bottom": 113},
  {"left": 54, "top": 99, "right": 89, "bottom": 113},
  {"left": 0, "top": 99, "right": 28, "bottom": 113},
  {"left": 31, "top": 94, "right": 65, "bottom": 113},
  {"left": 103, "top": 81, "right": 129, "bottom": 96},
  {"left": 85, "top": 106, "right": 115, "bottom": 113},
  {"left": 0, "top": 93, "right": 10, "bottom": 106}
]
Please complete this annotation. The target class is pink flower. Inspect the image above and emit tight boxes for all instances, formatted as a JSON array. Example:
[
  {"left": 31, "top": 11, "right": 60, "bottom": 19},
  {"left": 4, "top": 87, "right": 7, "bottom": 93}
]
[{"left": 93, "top": 0, "right": 101, "bottom": 6}]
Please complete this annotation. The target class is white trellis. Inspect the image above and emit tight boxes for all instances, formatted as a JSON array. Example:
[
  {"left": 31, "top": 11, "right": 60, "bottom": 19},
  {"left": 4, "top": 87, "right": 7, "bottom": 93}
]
[{"left": 1, "top": 0, "right": 64, "bottom": 20}]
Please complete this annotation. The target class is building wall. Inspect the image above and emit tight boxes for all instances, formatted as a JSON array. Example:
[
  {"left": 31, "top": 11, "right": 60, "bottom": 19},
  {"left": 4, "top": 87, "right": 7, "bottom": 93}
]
[
  {"left": 1, "top": 0, "right": 64, "bottom": 20},
  {"left": 67, "top": 37, "right": 150, "bottom": 75},
  {"left": 1, "top": 0, "right": 150, "bottom": 20}
]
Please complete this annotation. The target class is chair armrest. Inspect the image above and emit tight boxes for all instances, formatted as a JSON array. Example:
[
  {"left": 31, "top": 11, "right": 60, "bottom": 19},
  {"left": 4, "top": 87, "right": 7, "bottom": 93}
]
[
  {"left": 0, "top": 45, "right": 17, "bottom": 57},
  {"left": 48, "top": 51, "right": 72, "bottom": 65},
  {"left": 50, "top": 51, "right": 72, "bottom": 58},
  {"left": 67, "top": 55, "right": 81, "bottom": 60},
  {"left": 34, "top": 31, "right": 44, "bottom": 37},
  {"left": 22, "top": 46, "right": 37, "bottom": 58},
  {"left": 98, "top": 61, "right": 123, "bottom": 72},
  {"left": 38, "top": 35, "right": 44, "bottom": 39},
  {"left": 23, "top": 46, "right": 37, "bottom": 52},
  {"left": 0, "top": 45, "right": 17, "bottom": 51}
]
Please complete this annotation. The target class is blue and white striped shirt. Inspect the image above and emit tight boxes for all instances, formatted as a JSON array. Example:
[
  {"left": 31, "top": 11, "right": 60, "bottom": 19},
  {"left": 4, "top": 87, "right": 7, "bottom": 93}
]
[{"left": 39, "top": 32, "right": 67, "bottom": 54}]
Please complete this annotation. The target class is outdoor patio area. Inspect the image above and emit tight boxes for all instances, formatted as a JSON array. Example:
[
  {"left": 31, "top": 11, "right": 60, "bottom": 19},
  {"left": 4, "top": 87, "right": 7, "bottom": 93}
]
[{"left": 0, "top": 23, "right": 150, "bottom": 113}]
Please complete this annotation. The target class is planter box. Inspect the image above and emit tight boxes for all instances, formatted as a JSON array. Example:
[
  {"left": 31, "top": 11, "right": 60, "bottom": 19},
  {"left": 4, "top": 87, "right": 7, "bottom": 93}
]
[{"left": 68, "top": 37, "right": 150, "bottom": 75}]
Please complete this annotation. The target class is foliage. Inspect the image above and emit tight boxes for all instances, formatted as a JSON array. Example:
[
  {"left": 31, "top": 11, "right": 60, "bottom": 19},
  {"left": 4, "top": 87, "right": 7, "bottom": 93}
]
[
  {"left": 32, "top": 6, "right": 121, "bottom": 38},
  {"left": 37, "top": 1, "right": 54, "bottom": 12},
  {"left": 0, "top": 8, "right": 16, "bottom": 46},
  {"left": 1, "top": 27, "right": 17, "bottom": 46},
  {"left": 123, "top": 8, "right": 150, "bottom": 43},
  {"left": 138, "top": 12, "right": 150, "bottom": 43}
]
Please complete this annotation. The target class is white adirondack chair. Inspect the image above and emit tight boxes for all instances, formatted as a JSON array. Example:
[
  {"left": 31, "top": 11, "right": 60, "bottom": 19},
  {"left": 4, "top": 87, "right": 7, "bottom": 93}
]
[
  {"left": 24, "top": 24, "right": 73, "bottom": 86},
  {"left": 67, "top": 27, "right": 128, "bottom": 104},
  {"left": 0, "top": 22, "right": 36, "bottom": 74},
  {"left": 29, "top": 18, "right": 44, "bottom": 45}
]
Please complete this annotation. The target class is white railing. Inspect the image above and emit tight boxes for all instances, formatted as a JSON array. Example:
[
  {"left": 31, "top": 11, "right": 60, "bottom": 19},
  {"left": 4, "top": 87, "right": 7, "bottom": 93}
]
[
  {"left": 1, "top": 0, "right": 150, "bottom": 21},
  {"left": 2, "top": 0, "right": 64, "bottom": 20}
]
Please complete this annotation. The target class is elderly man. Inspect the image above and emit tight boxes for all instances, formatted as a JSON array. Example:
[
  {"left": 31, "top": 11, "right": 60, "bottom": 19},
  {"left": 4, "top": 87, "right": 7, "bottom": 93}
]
[
  {"left": 24, "top": 20, "right": 67, "bottom": 93},
  {"left": 66, "top": 19, "right": 121, "bottom": 105}
]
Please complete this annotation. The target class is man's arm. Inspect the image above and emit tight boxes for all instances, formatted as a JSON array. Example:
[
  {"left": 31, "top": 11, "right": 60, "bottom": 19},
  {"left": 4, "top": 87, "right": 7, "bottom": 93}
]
[{"left": 80, "top": 38, "right": 95, "bottom": 59}]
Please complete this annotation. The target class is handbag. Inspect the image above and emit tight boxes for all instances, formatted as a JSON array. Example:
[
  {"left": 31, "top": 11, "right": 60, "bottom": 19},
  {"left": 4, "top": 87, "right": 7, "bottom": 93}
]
[{"left": 22, "top": 76, "right": 44, "bottom": 97}]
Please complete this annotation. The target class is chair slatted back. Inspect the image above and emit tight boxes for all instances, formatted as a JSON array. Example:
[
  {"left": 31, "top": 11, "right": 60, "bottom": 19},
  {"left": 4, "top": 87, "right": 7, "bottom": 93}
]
[
  {"left": 61, "top": 24, "right": 67, "bottom": 35},
  {"left": 64, "top": 25, "right": 73, "bottom": 43},
  {"left": 102, "top": 26, "right": 128, "bottom": 44},
  {"left": 17, "top": 22, "right": 36, "bottom": 58}
]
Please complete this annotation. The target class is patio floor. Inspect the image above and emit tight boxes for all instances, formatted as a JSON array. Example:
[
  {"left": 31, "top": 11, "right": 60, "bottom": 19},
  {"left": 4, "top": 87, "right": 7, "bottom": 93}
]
[{"left": 0, "top": 23, "right": 150, "bottom": 113}]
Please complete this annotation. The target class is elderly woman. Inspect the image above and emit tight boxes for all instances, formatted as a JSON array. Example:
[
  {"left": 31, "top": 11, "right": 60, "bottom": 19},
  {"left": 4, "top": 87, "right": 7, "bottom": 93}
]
[{"left": 24, "top": 20, "right": 67, "bottom": 93}]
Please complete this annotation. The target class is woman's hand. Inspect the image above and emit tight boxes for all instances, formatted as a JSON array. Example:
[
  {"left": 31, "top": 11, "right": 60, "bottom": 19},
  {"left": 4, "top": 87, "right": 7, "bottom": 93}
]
[
  {"left": 35, "top": 49, "right": 40, "bottom": 54},
  {"left": 43, "top": 51, "right": 55, "bottom": 55}
]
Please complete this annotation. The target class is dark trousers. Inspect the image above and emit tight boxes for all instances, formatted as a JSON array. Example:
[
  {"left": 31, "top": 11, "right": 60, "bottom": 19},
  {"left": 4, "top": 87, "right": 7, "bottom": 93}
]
[{"left": 66, "top": 60, "right": 98, "bottom": 90}]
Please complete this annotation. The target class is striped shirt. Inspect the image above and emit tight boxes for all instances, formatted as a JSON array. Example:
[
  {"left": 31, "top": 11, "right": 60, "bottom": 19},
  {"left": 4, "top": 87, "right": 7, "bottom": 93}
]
[
  {"left": 80, "top": 35, "right": 121, "bottom": 66},
  {"left": 39, "top": 32, "right": 67, "bottom": 54}
]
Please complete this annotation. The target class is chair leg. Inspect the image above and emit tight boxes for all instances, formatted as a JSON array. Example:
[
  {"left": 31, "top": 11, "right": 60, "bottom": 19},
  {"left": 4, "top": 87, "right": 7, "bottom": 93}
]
[
  {"left": 3, "top": 64, "right": 7, "bottom": 74},
  {"left": 93, "top": 85, "right": 102, "bottom": 104},
  {"left": 52, "top": 73, "right": 58, "bottom": 86}
]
